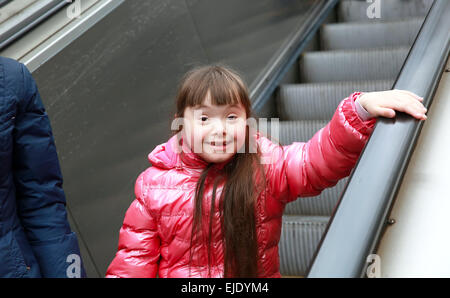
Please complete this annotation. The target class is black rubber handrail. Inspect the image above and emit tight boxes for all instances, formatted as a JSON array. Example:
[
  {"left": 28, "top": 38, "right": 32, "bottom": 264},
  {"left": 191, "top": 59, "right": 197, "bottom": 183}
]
[
  {"left": 0, "top": 0, "right": 70, "bottom": 50},
  {"left": 307, "top": 0, "right": 450, "bottom": 278},
  {"left": 250, "top": 0, "right": 339, "bottom": 113}
]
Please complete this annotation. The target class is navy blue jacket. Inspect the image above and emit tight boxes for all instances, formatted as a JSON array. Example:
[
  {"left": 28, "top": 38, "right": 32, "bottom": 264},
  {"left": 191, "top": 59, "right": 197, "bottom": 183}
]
[{"left": 0, "top": 57, "right": 86, "bottom": 277}]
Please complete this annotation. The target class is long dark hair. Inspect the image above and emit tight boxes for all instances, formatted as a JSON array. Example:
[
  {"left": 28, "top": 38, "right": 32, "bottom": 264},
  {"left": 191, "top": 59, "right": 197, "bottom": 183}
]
[{"left": 172, "top": 64, "right": 268, "bottom": 277}]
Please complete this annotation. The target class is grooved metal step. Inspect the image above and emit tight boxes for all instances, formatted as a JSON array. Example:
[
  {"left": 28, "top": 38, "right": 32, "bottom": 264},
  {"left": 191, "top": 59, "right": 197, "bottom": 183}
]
[
  {"left": 277, "top": 120, "right": 328, "bottom": 145},
  {"left": 298, "top": 47, "right": 409, "bottom": 83},
  {"left": 279, "top": 215, "right": 330, "bottom": 276},
  {"left": 277, "top": 79, "right": 394, "bottom": 121},
  {"left": 320, "top": 18, "right": 424, "bottom": 50},
  {"left": 284, "top": 178, "right": 348, "bottom": 216}
]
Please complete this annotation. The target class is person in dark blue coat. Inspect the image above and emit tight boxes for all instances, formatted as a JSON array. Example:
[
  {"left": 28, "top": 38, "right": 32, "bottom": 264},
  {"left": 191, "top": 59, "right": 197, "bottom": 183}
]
[{"left": 0, "top": 56, "right": 86, "bottom": 278}]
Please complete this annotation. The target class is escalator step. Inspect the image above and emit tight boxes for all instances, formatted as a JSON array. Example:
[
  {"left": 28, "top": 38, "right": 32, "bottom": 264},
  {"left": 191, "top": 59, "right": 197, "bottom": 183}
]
[
  {"left": 298, "top": 47, "right": 409, "bottom": 83},
  {"left": 277, "top": 119, "right": 329, "bottom": 145},
  {"left": 284, "top": 177, "right": 348, "bottom": 216},
  {"left": 265, "top": 119, "right": 351, "bottom": 216},
  {"left": 262, "top": 120, "right": 350, "bottom": 217},
  {"left": 276, "top": 79, "right": 394, "bottom": 121},
  {"left": 320, "top": 18, "right": 424, "bottom": 51},
  {"left": 337, "top": 0, "right": 433, "bottom": 22},
  {"left": 280, "top": 215, "right": 330, "bottom": 276}
]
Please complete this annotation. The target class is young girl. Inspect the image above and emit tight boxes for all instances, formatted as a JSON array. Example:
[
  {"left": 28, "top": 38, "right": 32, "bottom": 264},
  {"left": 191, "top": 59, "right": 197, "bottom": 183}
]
[{"left": 105, "top": 64, "right": 427, "bottom": 278}]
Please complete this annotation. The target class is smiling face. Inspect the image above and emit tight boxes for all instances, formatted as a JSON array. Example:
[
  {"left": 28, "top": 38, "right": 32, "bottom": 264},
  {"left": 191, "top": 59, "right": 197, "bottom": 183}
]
[{"left": 182, "top": 91, "right": 247, "bottom": 164}]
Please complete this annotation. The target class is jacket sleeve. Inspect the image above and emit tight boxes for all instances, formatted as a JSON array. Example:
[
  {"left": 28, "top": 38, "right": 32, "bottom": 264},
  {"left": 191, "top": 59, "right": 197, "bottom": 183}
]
[
  {"left": 13, "top": 63, "right": 86, "bottom": 277},
  {"left": 264, "top": 92, "right": 377, "bottom": 204},
  {"left": 106, "top": 171, "right": 161, "bottom": 278}
]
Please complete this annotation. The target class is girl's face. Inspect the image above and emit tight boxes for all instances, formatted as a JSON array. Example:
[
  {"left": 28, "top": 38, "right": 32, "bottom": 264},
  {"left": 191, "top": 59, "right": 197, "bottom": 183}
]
[{"left": 182, "top": 92, "right": 247, "bottom": 164}]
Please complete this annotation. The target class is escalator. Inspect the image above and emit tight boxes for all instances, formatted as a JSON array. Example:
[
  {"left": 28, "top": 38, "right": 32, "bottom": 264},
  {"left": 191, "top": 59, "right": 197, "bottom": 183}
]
[
  {"left": 272, "top": 0, "right": 434, "bottom": 277},
  {"left": 305, "top": 0, "right": 449, "bottom": 277}
]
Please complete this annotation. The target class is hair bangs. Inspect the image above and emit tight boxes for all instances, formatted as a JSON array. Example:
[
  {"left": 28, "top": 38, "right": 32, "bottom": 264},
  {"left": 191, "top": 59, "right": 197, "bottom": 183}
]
[
  {"left": 181, "top": 66, "right": 245, "bottom": 110},
  {"left": 207, "top": 70, "right": 243, "bottom": 107}
]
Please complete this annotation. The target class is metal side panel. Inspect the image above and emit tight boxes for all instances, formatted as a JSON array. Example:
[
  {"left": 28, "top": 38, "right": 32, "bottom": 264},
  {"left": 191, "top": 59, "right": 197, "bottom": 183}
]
[
  {"left": 376, "top": 57, "right": 450, "bottom": 278},
  {"left": 280, "top": 215, "right": 330, "bottom": 276}
]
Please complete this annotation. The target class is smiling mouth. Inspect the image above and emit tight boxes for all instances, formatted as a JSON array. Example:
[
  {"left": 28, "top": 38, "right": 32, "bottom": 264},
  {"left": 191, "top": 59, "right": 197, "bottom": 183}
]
[{"left": 207, "top": 140, "right": 233, "bottom": 148}]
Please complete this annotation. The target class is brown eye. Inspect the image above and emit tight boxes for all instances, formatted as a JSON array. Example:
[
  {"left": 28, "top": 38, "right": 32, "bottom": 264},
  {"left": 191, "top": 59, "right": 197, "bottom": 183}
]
[{"left": 201, "top": 116, "right": 208, "bottom": 122}]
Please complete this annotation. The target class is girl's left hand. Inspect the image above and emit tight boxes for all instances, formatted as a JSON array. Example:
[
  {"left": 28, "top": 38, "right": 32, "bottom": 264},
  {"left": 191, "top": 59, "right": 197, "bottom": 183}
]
[{"left": 358, "top": 89, "right": 428, "bottom": 121}]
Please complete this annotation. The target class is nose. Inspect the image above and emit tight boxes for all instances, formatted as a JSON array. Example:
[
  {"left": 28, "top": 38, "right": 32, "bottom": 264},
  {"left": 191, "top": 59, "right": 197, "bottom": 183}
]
[{"left": 210, "top": 118, "right": 227, "bottom": 136}]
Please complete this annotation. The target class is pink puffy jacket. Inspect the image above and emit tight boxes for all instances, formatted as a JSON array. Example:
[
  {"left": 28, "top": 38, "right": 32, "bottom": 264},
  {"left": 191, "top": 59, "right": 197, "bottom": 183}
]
[{"left": 106, "top": 92, "right": 376, "bottom": 278}]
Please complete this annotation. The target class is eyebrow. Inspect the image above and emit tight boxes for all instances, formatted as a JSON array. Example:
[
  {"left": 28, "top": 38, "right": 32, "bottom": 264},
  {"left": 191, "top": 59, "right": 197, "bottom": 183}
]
[{"left": 193, "top": 103, "right": 241, "bottom": 110}]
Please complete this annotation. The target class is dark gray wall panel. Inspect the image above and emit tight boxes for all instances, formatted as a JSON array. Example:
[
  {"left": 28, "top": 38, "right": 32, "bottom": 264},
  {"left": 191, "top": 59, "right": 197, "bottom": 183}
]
[{"left": 186, "top": 0, "right": 316, "bottom": 84}]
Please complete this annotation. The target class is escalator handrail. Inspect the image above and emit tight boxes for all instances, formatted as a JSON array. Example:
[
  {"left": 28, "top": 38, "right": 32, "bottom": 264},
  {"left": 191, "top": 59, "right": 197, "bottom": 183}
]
[
  {"left": 250, "top": 0, "right": 339, "bottom": 113},
  {"left": 306, "top": 0, "right": 450, "bottom": 278}
]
